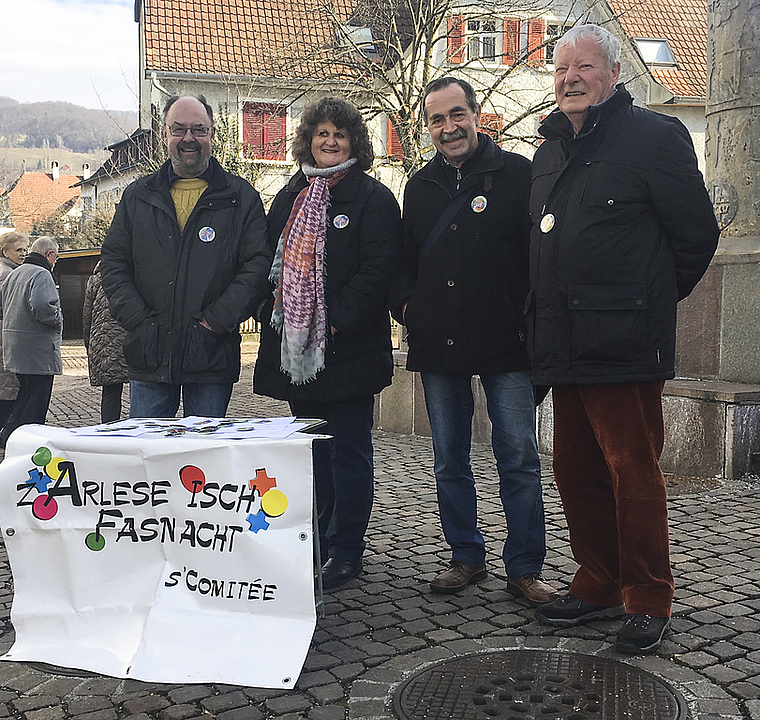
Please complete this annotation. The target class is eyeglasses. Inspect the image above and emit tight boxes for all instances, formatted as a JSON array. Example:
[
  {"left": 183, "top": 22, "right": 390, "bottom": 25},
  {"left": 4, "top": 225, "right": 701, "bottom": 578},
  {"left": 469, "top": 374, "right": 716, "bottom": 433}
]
[{"left": 166, "top": 124, "right": 211, "bottom": 138}]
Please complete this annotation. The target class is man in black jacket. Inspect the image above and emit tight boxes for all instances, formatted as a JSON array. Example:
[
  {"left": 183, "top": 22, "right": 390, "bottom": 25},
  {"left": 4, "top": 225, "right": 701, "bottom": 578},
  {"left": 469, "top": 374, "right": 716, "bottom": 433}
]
[
  {"left": 101, "top": 95, "right": 271, "bottom": 418},
  {"left": 530, "top": 25, "right": 719, "bottom": 654},
  {"left": 390, "top": 77, "right": 557, "bottom": 604}
]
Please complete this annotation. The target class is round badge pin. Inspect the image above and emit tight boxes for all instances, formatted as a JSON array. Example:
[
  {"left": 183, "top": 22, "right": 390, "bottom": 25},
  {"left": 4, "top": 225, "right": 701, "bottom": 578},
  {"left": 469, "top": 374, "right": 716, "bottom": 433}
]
[
  {"left": 540, "top": 213, "right": 555, "bottom": 234},
  {"left": 333, "top": 214, "right": 350, "bottom": 229},
  {"left": 471, "top": 196, "right": 487, "bottom": 213},
  {"left": 199, "top": 226, "right": 216, "bottom": 243}
]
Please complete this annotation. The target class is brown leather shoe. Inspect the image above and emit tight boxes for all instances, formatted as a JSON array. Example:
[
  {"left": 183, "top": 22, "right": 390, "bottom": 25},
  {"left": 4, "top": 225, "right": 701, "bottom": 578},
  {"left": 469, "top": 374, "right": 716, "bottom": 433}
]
[
  {"left": 507, "top": 573, "right": 561, "bottom": 604},
  {"left": 430, "top": 562, "right": 487, "bottom": 594}
]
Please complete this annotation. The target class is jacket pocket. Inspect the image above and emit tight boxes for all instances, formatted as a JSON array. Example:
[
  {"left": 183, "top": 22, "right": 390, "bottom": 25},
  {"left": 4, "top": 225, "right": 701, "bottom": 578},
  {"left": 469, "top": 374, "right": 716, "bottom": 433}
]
[
  {"left": 568, "top": 283, "right": 647, "bottom": 364},
  {"left": 123, "top": 316, "right": 161, "bottom": 373},
  {"left": 182, "top": 321, "right": 233, "bottom": 375}
]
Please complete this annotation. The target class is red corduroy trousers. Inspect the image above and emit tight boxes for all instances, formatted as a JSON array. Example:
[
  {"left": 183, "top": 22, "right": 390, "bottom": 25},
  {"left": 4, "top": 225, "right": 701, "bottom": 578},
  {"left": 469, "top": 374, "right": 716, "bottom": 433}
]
[{"left": 552, "top": 382, "right": 674, "bottom": 618}]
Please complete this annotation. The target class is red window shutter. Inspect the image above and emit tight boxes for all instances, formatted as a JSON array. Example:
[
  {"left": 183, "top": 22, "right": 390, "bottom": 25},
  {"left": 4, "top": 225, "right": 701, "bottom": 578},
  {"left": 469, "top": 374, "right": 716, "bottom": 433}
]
[
  {"left": 527, "top": 19, "right": 546, "bottom": 64},
  {"left": 243, "top": 103, "right": 287, "bottom": 161},
  {"left": 503, "top": 18, "right": 521, "bottom": 65},
  {"left": 387, "top": 117, "right": 404, "bottom": 160},
  {"left": 479, "top": 112, "right": 504, "bottom": 143},
  {"left": 448, "top": 15, "right": 465, "bottom": 64}
]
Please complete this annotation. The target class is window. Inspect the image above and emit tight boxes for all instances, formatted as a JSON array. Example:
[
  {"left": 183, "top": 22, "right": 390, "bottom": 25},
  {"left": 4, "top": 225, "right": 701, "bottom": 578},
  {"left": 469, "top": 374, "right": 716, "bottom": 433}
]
[
  {"left": 479, "top": 112, "right": 504, "bottom": 143},
  {"left": 546, "top": 23, "right": 572, "bottom": 62},
  {"left": 503, "top": 17, "right": 546, "bottom": 66},
  {"left": 633, "top": 38, "right": 676, "bottom": 66},
  {"left": 467, "top": 19, "right": 499, "bottom": 62},
  {"left": 242, "top": 103, "right": 287, "bottom": 161},
  {"left": 448, "top": 15, "right": 466, "bottom": 63}
]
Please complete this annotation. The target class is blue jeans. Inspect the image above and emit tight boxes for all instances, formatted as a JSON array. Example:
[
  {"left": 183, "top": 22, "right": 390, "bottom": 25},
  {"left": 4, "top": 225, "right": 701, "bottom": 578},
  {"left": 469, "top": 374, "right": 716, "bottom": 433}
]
[
  {"left": 421, "top": 371, "right": 546, "bottom": 577},
  {"left": 129, "top": 381, "right": 233, "bottom": 418},
  {"left": 289, "top": 396, "right": 375, "bottom": 565}
]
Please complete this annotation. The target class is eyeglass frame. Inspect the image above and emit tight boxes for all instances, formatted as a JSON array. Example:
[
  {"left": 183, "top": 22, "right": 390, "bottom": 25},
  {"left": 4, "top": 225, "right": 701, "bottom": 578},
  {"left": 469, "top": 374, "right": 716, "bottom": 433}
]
[{"left": 165, "top": 123, "right": 213, "bottom": 138}]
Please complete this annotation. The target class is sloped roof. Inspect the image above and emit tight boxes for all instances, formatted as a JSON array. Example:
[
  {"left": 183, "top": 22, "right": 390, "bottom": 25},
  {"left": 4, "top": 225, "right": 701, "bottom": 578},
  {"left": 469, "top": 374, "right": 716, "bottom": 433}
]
[
  {"left": 142, "top": 0, "right": 359, "bottom": 79},
  {"left": 608, "top": 0, "right": 707, "bottom": 99},
  {"left": 3, "top": 171, "right": 82, "bottom": 233}
]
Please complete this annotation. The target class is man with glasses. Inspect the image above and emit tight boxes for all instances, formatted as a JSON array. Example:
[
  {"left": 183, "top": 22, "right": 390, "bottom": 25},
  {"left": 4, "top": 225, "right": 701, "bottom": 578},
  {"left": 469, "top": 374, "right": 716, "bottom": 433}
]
[
  {"left": 0, "top": 236, "right": 62, "bottom": 447},
  {"left": 101, "top": 95, "right": 272, "bottom": 418}
]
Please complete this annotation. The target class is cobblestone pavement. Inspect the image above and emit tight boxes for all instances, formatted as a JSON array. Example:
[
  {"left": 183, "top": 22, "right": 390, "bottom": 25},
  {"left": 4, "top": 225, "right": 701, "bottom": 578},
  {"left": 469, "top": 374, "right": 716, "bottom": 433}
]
[{"left": 0, "top": 341, "right": 759, "bottom": 719}]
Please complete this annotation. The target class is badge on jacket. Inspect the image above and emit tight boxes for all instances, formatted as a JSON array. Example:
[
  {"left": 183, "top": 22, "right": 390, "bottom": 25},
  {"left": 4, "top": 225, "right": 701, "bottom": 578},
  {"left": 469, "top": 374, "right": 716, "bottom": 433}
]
[
  {"left": 199, "top": 227, "right": 216, "bottom": 243},
  {"left": 471, "top": 196, "right": 487, "bottom": 213},
  {"left": 333, "top": 214, "right": 350, "bottom": 229},
  {"left": 540, "top": 214, "right": 555, "bottom": 233}
]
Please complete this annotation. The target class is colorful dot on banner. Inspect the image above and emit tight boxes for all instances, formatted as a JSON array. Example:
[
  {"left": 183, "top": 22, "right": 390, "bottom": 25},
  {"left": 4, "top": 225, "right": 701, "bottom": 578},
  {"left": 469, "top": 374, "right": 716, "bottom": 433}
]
[
  {"left": 32, "top": 447, "right": 52, "bottom": 466},
  {"left": 261, "top": 488, "right": 288, "bottom": 518},
  {"left": 250, "top": 467, "right": 277, "bottom": 494},
  {"left": 32, "top": 494, "right": 58, "bottom": 521},
  {"left": 247, "top": 511, "right": 270, "bottom": 533},
  {"left": 179, "top": 465, "right": 206, "bottom": 493},
  {"left": 84, "top": 532, "right": 106, "bottom": 551},
  {"left": 45, "top": 457, "right": 66, "bottom": 480}
]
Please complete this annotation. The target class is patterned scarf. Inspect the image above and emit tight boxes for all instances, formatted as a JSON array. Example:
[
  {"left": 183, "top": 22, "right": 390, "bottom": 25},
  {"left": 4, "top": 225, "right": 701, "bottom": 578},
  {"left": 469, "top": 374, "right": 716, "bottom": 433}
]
[{"left": 270, "top": 158, "right": 356, "bottom": 384}]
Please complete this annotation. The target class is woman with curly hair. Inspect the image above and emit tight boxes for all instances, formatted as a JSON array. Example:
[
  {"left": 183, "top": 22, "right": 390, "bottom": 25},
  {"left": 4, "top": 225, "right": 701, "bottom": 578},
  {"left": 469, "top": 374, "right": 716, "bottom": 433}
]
[{"left": 254, "top": 97, "right": 401, "bottom": 589}]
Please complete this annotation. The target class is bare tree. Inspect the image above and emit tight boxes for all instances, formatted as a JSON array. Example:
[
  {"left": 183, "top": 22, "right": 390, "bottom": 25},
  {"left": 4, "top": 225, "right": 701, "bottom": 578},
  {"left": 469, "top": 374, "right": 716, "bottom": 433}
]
[{"left": 278, "top": 0, "right": 582, "bottom": 174}]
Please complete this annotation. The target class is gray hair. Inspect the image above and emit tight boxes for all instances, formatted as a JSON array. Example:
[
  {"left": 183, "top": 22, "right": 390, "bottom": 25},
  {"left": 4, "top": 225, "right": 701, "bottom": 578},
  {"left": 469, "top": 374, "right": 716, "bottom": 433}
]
[
  {"left": 0, "top": 231, "right": 28, "bottom": 255},
  {"left": 30, "top": 236, "right": 58, "bottom": 255},
  {"left": 554, "top": 24, "right": 621, "bottom": 69}
]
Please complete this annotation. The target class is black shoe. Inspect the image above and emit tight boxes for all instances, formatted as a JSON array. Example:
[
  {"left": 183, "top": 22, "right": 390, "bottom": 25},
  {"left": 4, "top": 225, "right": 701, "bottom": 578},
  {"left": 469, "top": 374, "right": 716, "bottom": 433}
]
[
  {"left": 616, "top": 614, "right": 670, "bottom": 655},
  {"left": 535, "top": 592, "right": 625, "bottom": 627},
  {"left": 320, "top": 558, "right": 362, "bottom": 590}
]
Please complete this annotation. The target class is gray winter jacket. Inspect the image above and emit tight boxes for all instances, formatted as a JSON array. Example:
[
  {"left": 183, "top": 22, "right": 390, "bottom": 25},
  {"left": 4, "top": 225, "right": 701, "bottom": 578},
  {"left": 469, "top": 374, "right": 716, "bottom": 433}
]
[
  {"left": 0, "top": 256, "right": 20, "bottom": 399},
  {"left": 0, "top": 253, "right": 63, "bottom": 376}
]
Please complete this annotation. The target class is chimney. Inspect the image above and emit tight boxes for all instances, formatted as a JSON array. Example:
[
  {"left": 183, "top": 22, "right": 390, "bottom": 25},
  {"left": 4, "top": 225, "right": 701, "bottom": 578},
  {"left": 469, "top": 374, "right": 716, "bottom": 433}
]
[
  {"left": 82, "top": 163, "right": 91, "bottom": 180},
  {"left": 51, "top": 161, "right": 60, "bottom": 180}
]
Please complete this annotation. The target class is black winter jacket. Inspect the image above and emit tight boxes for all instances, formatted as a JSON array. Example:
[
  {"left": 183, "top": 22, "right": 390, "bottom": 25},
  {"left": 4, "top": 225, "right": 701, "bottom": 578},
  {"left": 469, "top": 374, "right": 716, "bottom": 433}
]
[
  {"left": 253, "top": 164, "right": 402, "bottom": 403},
  {"left": 389, "top": 133, "right": 532, "bottom": 376},
  {"left": 100, "top": 157, "right": 272, "bottom": 385},
  {"left": 528, "top": 85, "right": 719, "bottom": 385}
]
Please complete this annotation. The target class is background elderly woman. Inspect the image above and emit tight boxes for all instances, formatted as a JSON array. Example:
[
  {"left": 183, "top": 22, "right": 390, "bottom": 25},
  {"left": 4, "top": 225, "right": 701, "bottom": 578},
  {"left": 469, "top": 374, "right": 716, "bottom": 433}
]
[
  {"left": 0, "top": 232, "right": 27, "bottom": 431},
  {"left": 254, "top": 97, "right": 401, "bottom": 590},
  {"left": 83, "top": 261, "right": 129, "bottom": 423}
]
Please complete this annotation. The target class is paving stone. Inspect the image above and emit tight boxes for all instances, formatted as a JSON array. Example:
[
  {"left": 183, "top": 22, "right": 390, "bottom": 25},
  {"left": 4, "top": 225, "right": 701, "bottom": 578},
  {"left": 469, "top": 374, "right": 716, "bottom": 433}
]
[
  {"left": 159, "top": 705, "right": 202, "bottom": 720},
  {"left": 167, "top": 687, "right": 213, "bottom": 704},
  {"left": 307, "top": 683, "right": 344, "bottom": 705},
  {"left": 122, "top": 695, "right": 171, "bottom": 715},
  {"left": 265, "top": 693, "right": 312, "bottom": 715},
  {"left": 26, "top": 708, "right": 64, "bottom": 720},
  {"left": 216, "top": 707, "right": 264, "bottom": 720},
  {"left": 200, "top": 691, "right": 249, "bottom": 714},
  {"left": 308, "top": 705, "right": 346, "bottom": 720}
]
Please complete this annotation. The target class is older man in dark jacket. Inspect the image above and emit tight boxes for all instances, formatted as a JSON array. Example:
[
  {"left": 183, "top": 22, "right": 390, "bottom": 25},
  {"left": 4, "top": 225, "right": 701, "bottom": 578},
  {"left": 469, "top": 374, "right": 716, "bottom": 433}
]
[
  {"left": 530, "top": 25, "right": 719, "bottom": 654},
  {"left": 390, "top": 77, "right": 557, "bottom": 604},
  {"left": 101, "top": 95, "right": 272, "bottom": 418}
]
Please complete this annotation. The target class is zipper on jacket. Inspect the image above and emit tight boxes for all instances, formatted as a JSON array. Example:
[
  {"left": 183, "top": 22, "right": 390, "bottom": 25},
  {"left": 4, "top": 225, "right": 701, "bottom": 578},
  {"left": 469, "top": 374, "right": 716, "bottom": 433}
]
[{"left": 456, "top": 168, "right": 461, "bottom": 191}]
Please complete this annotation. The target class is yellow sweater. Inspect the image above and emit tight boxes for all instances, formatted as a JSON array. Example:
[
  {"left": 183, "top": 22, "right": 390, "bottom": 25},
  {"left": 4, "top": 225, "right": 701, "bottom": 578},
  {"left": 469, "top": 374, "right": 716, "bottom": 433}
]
[{"left": 170, "top": 178, "right": 208, "bottom": 232}]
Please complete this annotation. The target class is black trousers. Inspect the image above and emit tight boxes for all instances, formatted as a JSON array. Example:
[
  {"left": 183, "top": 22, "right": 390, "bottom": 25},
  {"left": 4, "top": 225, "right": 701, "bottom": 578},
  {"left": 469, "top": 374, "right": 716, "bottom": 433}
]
[{"left": 0, "top": 374, "right": 54, "bottom": 447}]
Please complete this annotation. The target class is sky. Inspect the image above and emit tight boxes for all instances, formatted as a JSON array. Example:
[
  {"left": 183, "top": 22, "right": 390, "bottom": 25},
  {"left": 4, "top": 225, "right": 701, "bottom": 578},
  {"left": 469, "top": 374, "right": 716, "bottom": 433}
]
[{"left": 1, "top": 0, "right": 138, "bottom": 112}]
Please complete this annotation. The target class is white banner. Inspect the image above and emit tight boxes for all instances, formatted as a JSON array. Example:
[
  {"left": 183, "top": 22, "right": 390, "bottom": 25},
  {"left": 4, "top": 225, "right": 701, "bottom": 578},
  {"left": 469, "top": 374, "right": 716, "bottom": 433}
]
[{"left": 0, "top": 424, "right": 318, "bottom": 688}]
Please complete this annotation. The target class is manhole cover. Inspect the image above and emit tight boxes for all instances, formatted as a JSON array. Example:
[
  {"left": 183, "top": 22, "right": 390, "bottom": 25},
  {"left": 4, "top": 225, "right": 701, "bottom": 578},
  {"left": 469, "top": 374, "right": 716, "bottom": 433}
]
[{"left": 393, "top": 650, "right": 688, "bottom": 720}]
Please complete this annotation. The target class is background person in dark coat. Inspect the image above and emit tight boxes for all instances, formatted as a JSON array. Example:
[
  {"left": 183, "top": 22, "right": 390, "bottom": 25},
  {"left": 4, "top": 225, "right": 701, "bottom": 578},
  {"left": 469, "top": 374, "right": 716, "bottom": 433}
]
[
  {"left": 83, "top": 261, "right": 129, "bottom": 423},
  {"left": 389, "top": 77, "right": 556, "bottom": 605},
  {"left": 530, "top": 25, "right": 719, "bottom": 655},
  {"left": 254, "top": 97, "right": 401, "bottom": 590},
  {"left": 101, "top": 95, "right": 272, "bottom": 419}
]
